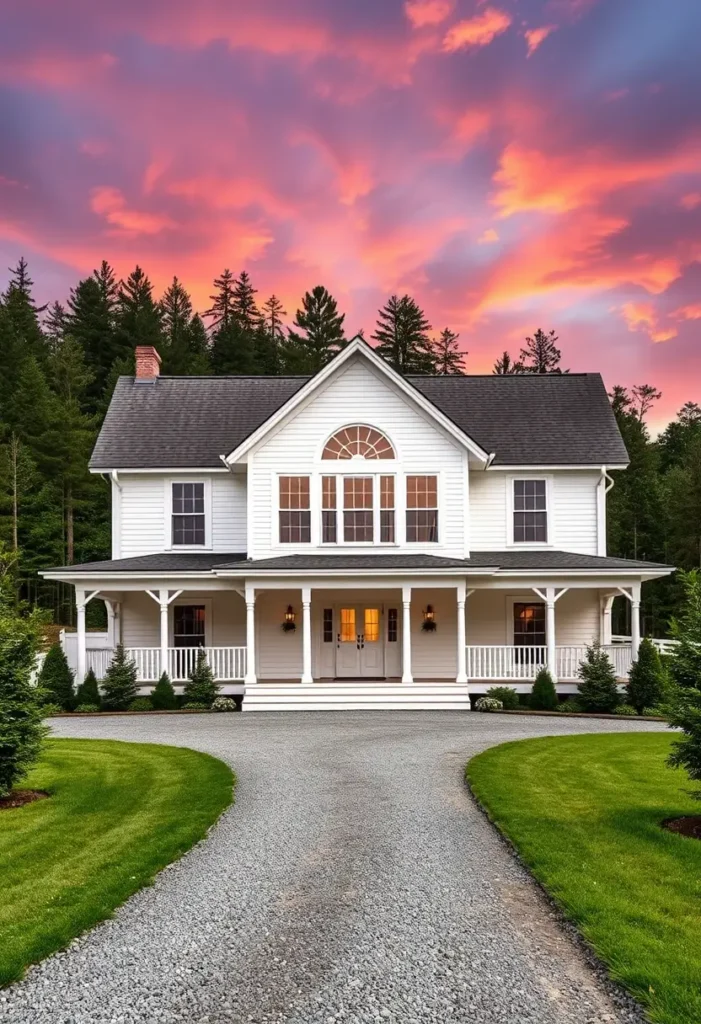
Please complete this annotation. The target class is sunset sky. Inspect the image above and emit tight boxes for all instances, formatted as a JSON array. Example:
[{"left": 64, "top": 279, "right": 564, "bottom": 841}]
[{"left": 1, "top": 0, "right": 700, "bottom": 428}]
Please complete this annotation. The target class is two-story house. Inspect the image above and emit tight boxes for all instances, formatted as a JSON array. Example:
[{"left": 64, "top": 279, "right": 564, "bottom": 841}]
[{"left": 45, "top": 338, "right": 673, "bottom": 710}]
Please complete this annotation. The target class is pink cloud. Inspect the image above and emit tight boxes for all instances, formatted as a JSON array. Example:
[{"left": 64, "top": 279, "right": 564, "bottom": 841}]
[
  {"left": 621, "top": 300, "right": 677, "bottom": 343},
  {"left": 479, "top": 228, "right": 499, "bottom": 242},
  {"left": 404, "top": 0, "right": 453, "bottom": 29},
  {"left": 90, "top": 186, "right": 176, "bottom": 236},
  {"left": 443, "top": 7, "right": 512, "bottom": 52},
  {"left": 524, "top": 25, "right": 556, "bottom": 56},
  {"left": 680, "top": 192, "right": 701, "bottom": 210}
]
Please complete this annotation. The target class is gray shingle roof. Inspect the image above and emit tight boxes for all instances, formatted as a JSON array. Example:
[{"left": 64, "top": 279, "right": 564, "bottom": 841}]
[
  {"left": 90, "top": 371, "right": 628, "bottom": 470},
  {"left": 46, "top": 551, "right": 671, "bottom": 574}
]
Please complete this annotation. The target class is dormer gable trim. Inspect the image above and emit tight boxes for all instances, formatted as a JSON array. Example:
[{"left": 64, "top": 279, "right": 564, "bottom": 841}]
[{"left": 222, "top": 337, "right": 491, "bottom": 466}]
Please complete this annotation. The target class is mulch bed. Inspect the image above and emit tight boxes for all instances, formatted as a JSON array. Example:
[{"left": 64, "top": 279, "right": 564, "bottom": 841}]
[
  {"left": 0, "top": 789, "right": 49, "bottom": 811},
  {"left": 662, "top": 816, "right": 701, "bottom": 841}
]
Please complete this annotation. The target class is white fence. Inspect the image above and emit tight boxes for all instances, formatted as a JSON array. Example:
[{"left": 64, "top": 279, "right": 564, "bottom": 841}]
[
  {"left": 612, "top": 635, "right": 679, "bottom": 656},
  {"left": 466, "top": 644, "right": 633, "bottom": 681},
  {"left": 84, "top": 646, "right": 247, "bottom": 682}
]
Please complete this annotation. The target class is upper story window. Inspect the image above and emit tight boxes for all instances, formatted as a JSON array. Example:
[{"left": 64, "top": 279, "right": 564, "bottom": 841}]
[
  {"left": 323, "top": 425, "right": 395, "bottom": 460},
  {"left": 406, "top": 475, "right": 438, "bottom": 542},
  {"left": 172, "top": 482, "right": 205, "bottom": 546},
  {"left": 279, "top": 476, "right": 311, "bottom": 543},
  {"left": 513, "top": 479, "right": 547, "bottom": 543}
]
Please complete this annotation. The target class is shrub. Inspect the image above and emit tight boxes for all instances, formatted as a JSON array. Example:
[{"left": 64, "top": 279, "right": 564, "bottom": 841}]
[
  {"left": 614, "top": 704, "right": 637, "bottom": 716},
  {"left": 183, "top": 651, "right": 219, "bottom": 707},
  {"left": 211, "top": 696, "right": 237, "bottom": 713},
  {"left": 475, "top": 696, "right": 503, "bottom": 712},
  {"left": 151, "top": 672, "right": 177, "bottom": 710},
  {"left": 627, "top": 638, "right": 665, "bottom": 714},
  {"left": 100, "top": 645, "right": 138, "bottom": 711},
  {"left": 40, "top": 702, "right": 63, "bottom": 718},
  {"left": 129, "top": 697, "right": 153, "bottom": 712},
  {"left": 530, "top": 668, "right": 558, "bottom": 711},
  {"left": 485, "top": 686, "right": 519, "bottom": 710},
  {"left": 36, "top": 643, "right": 75, "bottom": 711},
  {"left": 0, "top": 600, "right": 47, "bottom": 798},
  {"left": 668, "top": 569, "right": 701, "bottom": 689},
  {"left": 75, "top": 667, "right": 100, "bottom": 708},
  {"left": 74, "top": 703, "right": 100, "bottom": 713},
  {"left": 666, "top": 688, "right": 701, "bottom": 782},
  {"left": 561, "top": 699, "right": 582, "bottom": 713},
  {"left": 181, "top": 702, "right": 208, "bottom": 711},
  {"left": 577, "top": 643, "right": 620, "bottom": 713},
  {"left": 644, "top": 706, "right": 668, "bottom": 718}
]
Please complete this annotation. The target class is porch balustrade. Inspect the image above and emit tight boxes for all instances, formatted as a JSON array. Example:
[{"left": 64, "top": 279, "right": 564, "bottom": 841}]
[
  {"left": 85, "top": 646, "right": 247, "bottom": 682},
  {"left": 466, "top": 644, "right": 633, "bottom": 681}
]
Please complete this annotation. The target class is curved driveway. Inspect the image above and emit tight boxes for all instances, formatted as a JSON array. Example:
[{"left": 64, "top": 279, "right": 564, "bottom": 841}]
[{"left": 1, "top": 712, "right": 665, "bottom": 1024}]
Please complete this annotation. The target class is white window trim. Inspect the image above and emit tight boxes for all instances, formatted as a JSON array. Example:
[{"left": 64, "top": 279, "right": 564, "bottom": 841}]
[
  {"left": 323, "top": 472, "right": 399, "bottom": 547},
  {"left": 506, "top": 595, "right": 547, "bottom": 645},
  {"left": 276, "top": 473, "right": 312, "bottom": 546},
  {"left": 164, "top": 478, "right": 212, "bottom": 551},
  {"left": 506, "top": 475, "right": 554, "bottom": 549},
  {"left": 169, "top": 596, "right": 213, "bottom": 647},
  {"left": 404, "top": 471, "right": 442, "bottom": 547}
]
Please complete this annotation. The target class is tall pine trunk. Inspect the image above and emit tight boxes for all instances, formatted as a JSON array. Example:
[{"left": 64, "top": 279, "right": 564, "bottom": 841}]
[
  {"left": 10, "top": 433, "right": 19, "bottom": 552},
  {"left": 66, "top": 484, "right": 74, "bottom": 564}
]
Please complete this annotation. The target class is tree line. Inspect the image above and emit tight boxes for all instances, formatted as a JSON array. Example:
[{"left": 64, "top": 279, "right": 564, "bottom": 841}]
[{"left": 0, "top": 257, "right": 698, "bottom": 632}]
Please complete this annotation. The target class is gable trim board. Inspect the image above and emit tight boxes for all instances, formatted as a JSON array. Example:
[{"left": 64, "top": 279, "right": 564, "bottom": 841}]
[{"left": 224, "top": 339, "right": 491, "bottom": 466}]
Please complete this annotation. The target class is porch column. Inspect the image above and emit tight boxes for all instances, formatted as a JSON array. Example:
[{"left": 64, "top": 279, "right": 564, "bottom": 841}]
[
  {"left": 159, "top": 588, "right": 169, "bottom": 677},
  {"left": 244, "top": 584, "right": 257, "bottom": 685},
  {"left": 631, "top": 582, "right": 642, "bottom": 659},
  {"left": 301, "top": 586, "right": 313, "bottom": 684},
  {"left": 401, "top": 585, "right": 413, "bottom": 684},
  {"left": 105, "top": 600, "right": 116, "bottom": 646},
  {"left": 76, "top": 588, "right": 86, "bottom": 685},
  {"left": 545, "top": 589, "right": 557, "bottom": 682},
  {"left": 455, "top": 582, "right": 467, "bottom": 684},
  {"left": 600, "top": 594, "right": 615, "bottom": 645}
]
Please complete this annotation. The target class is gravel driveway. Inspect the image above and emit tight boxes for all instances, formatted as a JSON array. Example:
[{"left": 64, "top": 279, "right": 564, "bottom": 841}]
[{"left": 0, "top": 712, "right": 667, "bottom": 1024}]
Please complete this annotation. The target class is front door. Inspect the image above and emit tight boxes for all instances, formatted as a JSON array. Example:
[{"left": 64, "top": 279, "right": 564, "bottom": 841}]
[{"left": 335, "top": 606, "right": 385, "bottom": 678}]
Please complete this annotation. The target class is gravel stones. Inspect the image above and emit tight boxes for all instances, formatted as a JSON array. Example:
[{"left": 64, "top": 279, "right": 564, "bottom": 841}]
[{"left": 0, "top": 712, "right": 665, "bottom": 1024}]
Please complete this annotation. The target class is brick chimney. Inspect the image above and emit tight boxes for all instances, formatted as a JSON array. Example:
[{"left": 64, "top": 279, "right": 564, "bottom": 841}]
[{"left": 135, "top": 346, "right": 161, "bottom": 380}]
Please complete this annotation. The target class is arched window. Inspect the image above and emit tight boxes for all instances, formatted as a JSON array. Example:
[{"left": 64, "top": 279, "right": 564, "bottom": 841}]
[{"left": 322, "top": 425, "right": 395, "bottom": 460}]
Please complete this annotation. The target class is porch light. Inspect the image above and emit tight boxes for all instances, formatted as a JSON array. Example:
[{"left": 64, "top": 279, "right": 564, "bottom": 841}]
[
  {"left": 282, "top": 605, "right": 297, "bottom": 632},
  {"left": 422, "top": 605, "right": 437, "bottom": 632}
]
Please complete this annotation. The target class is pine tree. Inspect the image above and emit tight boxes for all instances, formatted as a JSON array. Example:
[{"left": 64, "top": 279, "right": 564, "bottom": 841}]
[
  {"left": 211, "top": 319, "right": 254, "bottom": 374},
  {"left": 37, "top": 642, "right": 75, "bottom": 710},
  {"left": 519, "top": 328, "right": 565, "bottom": 374},
  {"left": 75, "top": 667, "right": 100, "bottom": 707},
  {"left": 530, "top": 667, "right": 558, "bottom": 710},
  {"left": 205, "top": 268, "right": 236, "bottom": 328},
  {"left": 67, "top": 270, "right": 118, "bottom": 403},
  {"left": 493, "top": 351, "right": 525, "bottom": 374},
  {"left": 666, "top": 688, "right": 701, "bottom": 782},
  {"left": 285, "top": 286, "right": 346, "bottom": 374},
  {"left": 113, "top": 266, "right": 163, "bottom": 357},
  {"left": 372, "top": 295, "right": 435, "bottom": 374},
  {"left": 577, "top": 643, "right": 620, "bottom": 712},
  {"left": 432, "top": 328, "right": 466, "bottom": 374},
  {"left": 664, "top": 435, "right": 701, "bottom": 570},
  {"left": 159, "top": 278, "right": 209, "bottom": 374},
  {"left": 151, "top": 672, "right": 177, "bottom": 710},
  {"left": 627, "top": 638, "right": 664, "bottom": 713},
  {"left": 44, "top": 302, "right": 67, "bottom": 352},
  {"left": 668, "top": 569, "right": 701, "bottom": 689},
  {"left": 183, "top": 651, "right": 219, "bottom": 706},
  {"left": 232, "top": 271, "right": 260, "bottom": 333},
  {"left": 256, "top": 294, "right": 287, "bottom": 375},
  {"left": 0, "top": 569, "right": 46, "bottom": 797},
  {"left": 101, "top": 645, "right": 138, "bottom": 710},
  {"left": 3, "top": 258, "right": 48, "bottom": 363},
  {"left": 631, "top": 384, "right": 662, "bottom": 422}
]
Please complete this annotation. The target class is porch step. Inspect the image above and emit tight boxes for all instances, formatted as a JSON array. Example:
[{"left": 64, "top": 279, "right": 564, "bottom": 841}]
[{"left": 242, "top": 682, "right": 471, "bottom": 712}]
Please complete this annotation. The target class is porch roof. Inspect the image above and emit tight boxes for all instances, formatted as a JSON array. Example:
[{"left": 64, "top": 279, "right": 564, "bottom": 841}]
[{"left": 42, "top": 549, "right": 673, "bottom": 578}]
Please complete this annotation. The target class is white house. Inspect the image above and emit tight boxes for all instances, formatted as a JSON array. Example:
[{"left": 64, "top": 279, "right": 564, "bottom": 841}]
[{"left": 44, "top": 338, "right": 673, "bottom": 710}]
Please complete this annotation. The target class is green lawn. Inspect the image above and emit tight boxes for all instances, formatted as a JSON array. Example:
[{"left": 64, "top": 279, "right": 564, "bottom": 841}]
[
  {"left": 0, "top": 738, "right": 233, "bottom": 985},
  {"left": 467, "top": 733, "right": 701, "bottom": 1024}
]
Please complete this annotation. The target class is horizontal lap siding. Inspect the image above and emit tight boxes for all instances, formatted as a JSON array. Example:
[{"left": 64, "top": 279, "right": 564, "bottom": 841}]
[
  {"left": 465, "top": 589, "right": 600, "bottom": 646},
  {"left": 121, "top": 592, "right": 245, "bottom": 648},
  {"left": 256, "top": 590, "right": 303, "bottom": 679},
  {"left": 250, "top": 358, "right": 466, "bottom": 558},
  {"left": 212, "top": 475, "right": 247, "bottom": 551},
  {"left": 469, "top": 474, "right": 507, "bottom": 550},
  {"left": 410, "top": 588, "right": 457, "bottom": 679},
  {"left": 553, "top": 473, "right": 599, "bottom": 555}
]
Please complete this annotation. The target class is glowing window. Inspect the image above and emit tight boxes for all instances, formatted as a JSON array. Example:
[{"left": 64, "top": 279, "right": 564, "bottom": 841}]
[
  {"left": 323, "top": 425, "right": 395, "bottom": 460},
  {"left": 340, "top": 608, "right": 356, "bottom": 642},
  {"left": 364, "top": 608, "right": 380, "bottom": 643}
]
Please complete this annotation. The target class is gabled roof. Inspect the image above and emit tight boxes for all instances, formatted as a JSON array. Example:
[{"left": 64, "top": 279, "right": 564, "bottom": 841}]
[{"left": 90, "top": 344, "right": 628, "bottom": 470}]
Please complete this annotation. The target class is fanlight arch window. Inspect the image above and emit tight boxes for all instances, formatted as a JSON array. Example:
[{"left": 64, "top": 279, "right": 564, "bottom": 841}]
[{"left": 322, "top": 425, "right": 395, "bottom": 460}]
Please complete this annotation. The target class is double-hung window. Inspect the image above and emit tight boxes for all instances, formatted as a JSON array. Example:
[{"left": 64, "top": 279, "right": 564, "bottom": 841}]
[
  {"left": 320, "top": 475, "right": 396, "bottom": 544},
  {"left": 343, "top": 477, "right": 374, "bottom": 542},
  {"left": 406, "top": 475, "right": 438, "bottom": 542},
  {"left": 172, "top": 482, "right": 205, "bottom": 546},
  {"left": 279, "top": 476, "right": 311, "bottom": 543},
  {"left": 513, "top": 480, "right": 548, "bottom": 543}
]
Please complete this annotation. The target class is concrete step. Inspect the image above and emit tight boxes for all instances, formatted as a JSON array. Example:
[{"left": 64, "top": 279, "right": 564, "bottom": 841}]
[{"left": 242, "top": 682, "right": 471, "bottom": 712}]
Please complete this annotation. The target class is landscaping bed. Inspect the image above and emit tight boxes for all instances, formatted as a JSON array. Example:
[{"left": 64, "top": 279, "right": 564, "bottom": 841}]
[
  {"left": 493, "top": 708, "right": 668, "bottom": 721},
  {"left": 467, "top": 733, "right": 701, "bottom": 1024},
  {"left": 0, "top": 738, "right": 233, "bottom": 986}
]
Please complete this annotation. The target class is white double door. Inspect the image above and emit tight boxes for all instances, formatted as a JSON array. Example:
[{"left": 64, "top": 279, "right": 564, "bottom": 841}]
[{"left": 334, "top": 605, "right": 385, "bottom": 678}]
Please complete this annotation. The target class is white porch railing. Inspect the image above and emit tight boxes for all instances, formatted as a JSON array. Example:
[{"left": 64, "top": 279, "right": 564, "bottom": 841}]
[
  {"left": 85, "top": 647, "right": 246, "bottom": 682},
  {"left": 613, "top": 634, "right": 679, "bottom": 656},
  {"left": 466, "top": 644, "right": 633, "bottom": 681}
]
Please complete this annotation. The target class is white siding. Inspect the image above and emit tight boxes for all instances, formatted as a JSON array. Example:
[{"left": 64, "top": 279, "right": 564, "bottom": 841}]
[
  {"left": 122, "top": 591, "right": 245, "bottom": 647},
  {"left": 466, "top": 588, "right": 600, "bottom": 646},
  {"left": 249, "top": 357, "right": 468, "bottom": 558},
  {"left": 118, "top": 472, "right": 247, "bottom": 557},
  {"left": 470, "top": 470, "right": 600, "bottom": 555}
]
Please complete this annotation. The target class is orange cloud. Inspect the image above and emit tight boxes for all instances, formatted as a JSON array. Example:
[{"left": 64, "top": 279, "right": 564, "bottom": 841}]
[
  {"left": 524, "top": 25, "right": 556, "bottom": 56},
  {"left": 443, "top": 7, "right": 512, "bottom": 51},
  {"left": 492, "top": 141, "right": 701, "bottom": 217},
  {"left": 673, "top": 304, "right": 701, "bottom": 320},
  {"left": 90, "top": 186, "right": 176, "bottom": 235},
  {"left": 479, "top": 228, "right": 499, "bottom": 242},
  {"left": 405, "top": 0, "right": 453, "bottom": 28},
  {"left": 621, "top": 301, "right": 677, "bottom": 342},
  {"left": 680, "top": 192, "right": 701, "bottom": 210}
]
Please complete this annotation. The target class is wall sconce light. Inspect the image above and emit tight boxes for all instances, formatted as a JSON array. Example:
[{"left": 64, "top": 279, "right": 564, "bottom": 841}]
[
  {"left": 422, "top": 604, "right": 437, "bottom": 632},
  {"left": 281, "top": 605, "right": 297, "bottom": 632}
]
